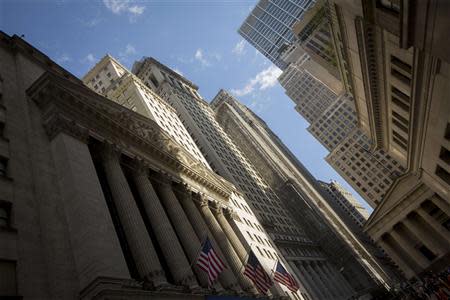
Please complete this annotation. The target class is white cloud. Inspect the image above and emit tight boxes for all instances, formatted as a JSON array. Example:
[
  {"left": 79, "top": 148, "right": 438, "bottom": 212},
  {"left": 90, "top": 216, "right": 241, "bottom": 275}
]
[
  {"left": 125, "top": 44, "right": 136, "bottom": 55},
  {"left": 128, "top": 5, "right": 145, "bottom": 15},
  {"left": 81, "top": 53, "right": 97, "bottom": 65},
  {"left": 118, "top": 44, "right": 137, "bottom": 63},
  {"left": 232, "top": 40, "right": 246, "bottom": 56},
  {"left": 193, "top": 48, "right": 222, "bottom": 67},
  {"left": 194, "top": 48, "right": 210, "bottom": 67},
  {"left": 103, "top": 0, "right": 145, "bottom": 21},
  {"left": 56, "top": 53, "right": 71, "bottom": 64},
  {"left": 80, "top": 17, "right": 102, "bottom": 27},
  {"left": 231, "top": 65, "right": 282, "bottom": 97}
]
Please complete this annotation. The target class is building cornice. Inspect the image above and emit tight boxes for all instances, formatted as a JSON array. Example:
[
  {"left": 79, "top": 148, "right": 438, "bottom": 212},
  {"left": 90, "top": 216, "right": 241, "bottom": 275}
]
[{"left": 27, "top": 72, "right": 234, "bottom": 200}]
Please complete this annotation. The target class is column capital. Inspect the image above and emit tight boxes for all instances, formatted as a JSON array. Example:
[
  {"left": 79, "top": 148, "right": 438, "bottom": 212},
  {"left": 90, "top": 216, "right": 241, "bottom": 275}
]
[
  {"left": 131, "top": 158, "right": 150, "bottom": 176},
  {"left": 154, "top": 171, "right": 175, "bottom": 188},
  {"left": 99, "top": 142, "right": 122, "bottom": 163},
  {"left": 196, "top": 193, "right": 210, "bottom": 207},
  {"left": 43, "top": 114, "right": 90, "bottom": 143}
]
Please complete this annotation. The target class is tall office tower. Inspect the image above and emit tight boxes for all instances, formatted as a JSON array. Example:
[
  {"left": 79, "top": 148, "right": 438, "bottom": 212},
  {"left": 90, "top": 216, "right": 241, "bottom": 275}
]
[
  {"left": 0, "top": 32, "right": 290, "bottom": 299},
  {"left": 82, "top": 56, "right": 298, "bottom": 298},
  {"left": 326, "top": 0, "right": 450, "bottom": 279},
  {"left": 83, "top": 55, "right": 209, "bottom": 167},
  {"left": 278, "top": 57, "right": 337, "bottom": 123},
  {"left": 318, "top": 180, "right": 369, "bottom": 228},
  {"left": 211, "top": 90, "right": 402, "bottom": 294},
  {"left": 132, "top": 57, "right": 358, "bottom": 300},
  {"left": 307, "top": 93, "right": 357, "bottom": 151},
  {"left": 238, "top": 0, "right": 316, "bottom": 69},
  {"left": 290, "top": 0, "right": 340, "bottom": 80},
  {"left": 326, "top": 127, "right": 405, "bottom": 208}
]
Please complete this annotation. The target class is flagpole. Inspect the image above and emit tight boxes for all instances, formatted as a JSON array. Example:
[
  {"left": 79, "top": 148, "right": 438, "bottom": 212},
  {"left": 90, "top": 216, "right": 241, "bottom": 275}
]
[{"left": 270, "top": 259, "right": 278, "bottom": 278}]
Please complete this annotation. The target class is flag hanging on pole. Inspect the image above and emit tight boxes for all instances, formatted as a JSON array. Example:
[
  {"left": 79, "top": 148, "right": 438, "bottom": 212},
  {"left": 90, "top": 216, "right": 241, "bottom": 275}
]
[
  {"left": 196, "top": 236, "right": 226, "bottom": 286},
  {"left": 273, "top": 261, "right": 299, "bottom": 292},
  {"left": 243, "top": 250, "right": 273, "bottom": 294}
]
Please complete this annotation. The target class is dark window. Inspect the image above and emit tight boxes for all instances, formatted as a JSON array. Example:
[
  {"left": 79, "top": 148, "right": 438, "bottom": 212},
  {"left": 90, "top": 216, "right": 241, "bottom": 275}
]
[
  {"left": 0, "top": 157, "right": 7, "bottom": 177},
  {"left": 0, "top": 201, "right": 11, "bottom": 228},
  {"left": 418, "top": 245, "right": 437, "bottom": 261},
  {"left": 0, "top": 259, "right": 17, "bottom": 296},
  {"left": 436, "top": 165, "right": 450, "bottom": 186}
]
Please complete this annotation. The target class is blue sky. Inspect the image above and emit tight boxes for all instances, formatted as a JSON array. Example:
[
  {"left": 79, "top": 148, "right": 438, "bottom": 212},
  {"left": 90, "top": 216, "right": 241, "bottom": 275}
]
[{"left": 0, "top": 0, "right": 372, "bottom": 212}]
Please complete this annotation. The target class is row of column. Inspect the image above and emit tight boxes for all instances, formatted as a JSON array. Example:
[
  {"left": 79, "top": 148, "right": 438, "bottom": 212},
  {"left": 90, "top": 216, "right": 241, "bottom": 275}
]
[
  {"left": 294, "top": 260, "right": 353, "bottom": 300},
  {"left": 98, "top": 144, "right": 258, "bottom": 294},
  {"left": 378, "top": 197, "right": 450, "bottom": 278}
]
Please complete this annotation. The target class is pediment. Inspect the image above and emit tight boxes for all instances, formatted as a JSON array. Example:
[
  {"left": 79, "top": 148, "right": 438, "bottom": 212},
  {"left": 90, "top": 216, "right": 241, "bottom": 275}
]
[{"left": 365, "top": 172, "right": 433, "bottom": 238}]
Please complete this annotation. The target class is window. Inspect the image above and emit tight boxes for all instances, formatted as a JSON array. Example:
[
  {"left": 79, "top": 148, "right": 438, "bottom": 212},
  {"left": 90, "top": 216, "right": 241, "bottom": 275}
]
[
  {"left": 0, "top": 157, "right": 7, "bottom": 177},
  {"left": 0, "top": 260, "right": 17, "bottom": 296},
  {"left": 0, "top": 201, "right": 11, "bottom": 228}
]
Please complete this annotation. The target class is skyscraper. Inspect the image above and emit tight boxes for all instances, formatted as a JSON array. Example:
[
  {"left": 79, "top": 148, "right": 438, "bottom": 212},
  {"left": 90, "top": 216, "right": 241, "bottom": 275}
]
[
  {"left": 278, "top": 56, "right": 337, "bottom": 123},
  {"left": 131, "top": 56, "right": 370, "bottom": 299},
  {"left": 211, "top": 90, "right": 399, "bottom": 293},
  {"left": 1, "top": 32, "right": 285, "bottom": 299},
  {"left": 238, "top": 0, "right": 316, "bottom": 69},
  {"left": 318, "top": 180, "right": 369, "bottom": 228},
  {"left": 83, "top": 55, "right": 299, "bottom": 298}
]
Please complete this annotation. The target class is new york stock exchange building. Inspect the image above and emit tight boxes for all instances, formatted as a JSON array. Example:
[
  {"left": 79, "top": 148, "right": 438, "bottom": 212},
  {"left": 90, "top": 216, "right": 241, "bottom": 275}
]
[{"left": 0, "top": 32, "right": 309, "bottom": 299}]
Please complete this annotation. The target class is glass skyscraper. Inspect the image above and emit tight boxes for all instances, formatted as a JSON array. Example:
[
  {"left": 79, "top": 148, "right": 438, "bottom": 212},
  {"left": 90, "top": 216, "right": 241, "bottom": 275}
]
[{"left": 238, "top": 0, "right": 315, "bottom": 69}]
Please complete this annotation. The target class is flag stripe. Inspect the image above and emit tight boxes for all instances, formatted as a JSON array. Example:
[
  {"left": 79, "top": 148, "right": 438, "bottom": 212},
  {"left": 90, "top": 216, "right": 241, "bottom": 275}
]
[
  {"left": 243, "top": 251, "right": 273, "bottom": 294},
  {"left": 196, "top": 237, "right": 226, "bottom": 286},
  {"left": 273, "top": 261, "right": 299, "bottom": 292}
]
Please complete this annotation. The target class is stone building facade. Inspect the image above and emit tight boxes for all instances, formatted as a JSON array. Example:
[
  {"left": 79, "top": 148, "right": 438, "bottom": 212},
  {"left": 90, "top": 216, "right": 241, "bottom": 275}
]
[
  {"left": 82, "top": 55, "right": 305, "bottom": 299},
  {"left": 210, "top": 90, "right": 401, "bottom": 296},
  {"left": 130, "top": 57, "right": 368, "bottom": 300},
  {"left": 318, "top": 180, "right": 369, "bottom": 228},
  {"left": 324, "top": 0, "right": 450, "bottom": 279},
  {"left": 0, "top": 32, "right": 302, "bottom": 299}
]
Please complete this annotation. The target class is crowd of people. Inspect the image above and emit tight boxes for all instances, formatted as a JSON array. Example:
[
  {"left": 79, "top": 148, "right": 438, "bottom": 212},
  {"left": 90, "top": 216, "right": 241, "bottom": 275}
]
[{"left": 393, "top": 268, "right": 450, "bottom": 300}]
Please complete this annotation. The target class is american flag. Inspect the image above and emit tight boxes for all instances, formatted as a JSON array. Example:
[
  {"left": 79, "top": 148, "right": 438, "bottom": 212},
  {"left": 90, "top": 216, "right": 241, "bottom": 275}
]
[
  {"left": 196, "top": 237, "right": 226, "bottom": 286},
  {"left": 243, "top": 250, "right": 273, "bottom": 294},
  {"left": 273, "top": 261, "right": 299, "bottom": 292}
]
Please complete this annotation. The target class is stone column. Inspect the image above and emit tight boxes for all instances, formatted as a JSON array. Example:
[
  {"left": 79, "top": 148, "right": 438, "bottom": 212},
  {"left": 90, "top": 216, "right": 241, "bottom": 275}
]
[
  {"left": 291, "top": 262, "right": 320, "bottom": 300},
  {"left": 390, "top": 228, "right": 428, "bottom": 269},
  {"left": 131, "top": 164, "right": 198, "bottom": 288},
  {"left": 51, "top": 134, "right": 130, "bottom": 289},
  {"left": 298, "top": 261, "right": 327, "bottom": 300},
  {"left": 177, "top": 189, "right": 241, "bottom": 292},
  {"left": 212, "top": 204, "right": 248, "bottom": 263},
  {"left": 403, "top": 216, "right": 446, "bottom": 256},
  {"left": 377, "top": 237, "right": 415, "bottom": 279},
  {"left": 156, "top": 180, "right": 214, "bottom": 289},
  {"left": 431, "top": 195, "right": 450, "bottom": 217},
  {"left": 314, "top": 261, "right": 342, "bottom": 299},
  {"left": 99, "top": 144, "right": 167, "bottom": 286},
  {"left": 323, "top": 262, "right": 353, "bottom": 297},
  {"left": 416, "top": 208, "right": 450, "bottom": 244},
  {"left": 305, "top": 261, "right": 332, "bottom": 299},
  {"left": 197, "top": 196, "right": 257, "bottom": 294}
]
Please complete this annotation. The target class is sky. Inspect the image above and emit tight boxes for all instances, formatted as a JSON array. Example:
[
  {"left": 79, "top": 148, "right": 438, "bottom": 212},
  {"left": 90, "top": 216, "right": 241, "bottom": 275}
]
[{"left": 0, "top": 0, "right": 372, "bottom": 212}]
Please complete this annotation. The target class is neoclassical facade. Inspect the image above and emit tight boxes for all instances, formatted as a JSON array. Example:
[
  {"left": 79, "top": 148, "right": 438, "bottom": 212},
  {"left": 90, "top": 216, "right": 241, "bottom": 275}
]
[
  {"left": 324, "top": 0, "right": 450, "bottom": 279},
  {"left": 0, "top": 32, "right": 293, "bottom": 299}
]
